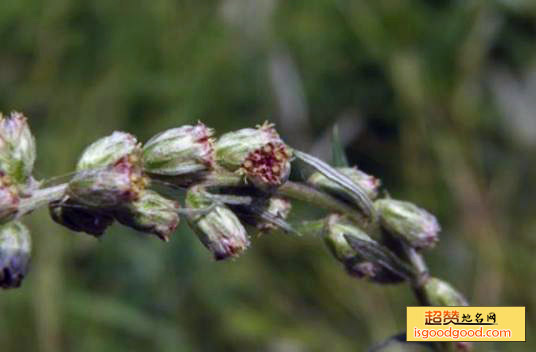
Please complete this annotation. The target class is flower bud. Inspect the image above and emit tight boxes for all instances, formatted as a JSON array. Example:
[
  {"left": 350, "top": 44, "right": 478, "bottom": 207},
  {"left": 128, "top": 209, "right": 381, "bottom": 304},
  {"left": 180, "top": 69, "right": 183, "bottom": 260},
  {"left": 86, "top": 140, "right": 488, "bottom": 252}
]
[
  {"left": 375, "top": 198, "right": 440, "bottom": 250},
  {"left": 214, "top": 122, "right": 292, "bottom": 187},
  {"left": 325, "top": 215, "right": 405, "bottom": 284},
  {"left": 143, "top": 123, "right": 214, "bottom": 176},
  {"left": 49, "top": 197, "right": 114, "bottom": 237},
  {"left": 308, "top": 167, "right": 380, "bottom": 201},
  {"left": 0, "top": 176, "right": 19, "bottom": 224},
  {"left": 68, "top": 156, "right": 148, "bottom": 208},
  {"left": 232, "top": 195, "right": 292, "bottom": 232},
  {"left": 0, "top": 221, "right": 31, "bottom": 289},
  {"left": 186, "top": 187, "right": 249, "bottom": 260},
  {"left": 324, "top": 215, "right": 374, "bottom": 263},
  {"left": 0, "top": 112, "right": 36, "bottom": 185},
  {"left": 345, "top": 261, "right": 405, "bottom": 284},
  {"left": 257, "top": 196, "right": 291, "bottom": 232},
  {"left": 424, "top": 277, "right": 468, "bottom": 306},
  {"left": 76, "top": 131, "right": 139, "bottom": 171},
  {"left": 114, "top": 190, "right": 179, "bottom": 242}
]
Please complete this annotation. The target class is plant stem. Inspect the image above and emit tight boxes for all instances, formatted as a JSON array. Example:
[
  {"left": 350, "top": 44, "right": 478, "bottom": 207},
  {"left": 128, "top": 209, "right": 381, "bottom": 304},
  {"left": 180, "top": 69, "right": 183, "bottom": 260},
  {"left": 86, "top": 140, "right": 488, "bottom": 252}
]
[
  {"left": 277, "top": 181, "right": 371, "bottom": 229},
  {"left": 17, "top": 183, "right": 68, "bottom": 218}
]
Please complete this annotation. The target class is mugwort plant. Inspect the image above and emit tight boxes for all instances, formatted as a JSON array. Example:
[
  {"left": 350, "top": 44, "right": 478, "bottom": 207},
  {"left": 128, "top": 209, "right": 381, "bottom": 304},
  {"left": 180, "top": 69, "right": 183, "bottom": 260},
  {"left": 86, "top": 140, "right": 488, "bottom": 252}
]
[{"left": 0, "top": 112, "right": 470, "bottom": 351}]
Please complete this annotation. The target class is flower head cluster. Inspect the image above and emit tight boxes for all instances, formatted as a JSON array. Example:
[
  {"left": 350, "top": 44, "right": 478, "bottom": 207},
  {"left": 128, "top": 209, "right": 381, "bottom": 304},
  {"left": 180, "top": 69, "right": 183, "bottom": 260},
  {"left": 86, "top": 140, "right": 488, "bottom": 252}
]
[
  {"left": 0, "top": 114, "right": 470, "bottom": 351},
  {"left": 47, "top": 122, "right": 294, "bottom": 261},
  {"left": 52, "top": 132, "right": 177, "bottom": 241},
  {"left": 1, "top": 112, "right": 465, "bottom": 344}
]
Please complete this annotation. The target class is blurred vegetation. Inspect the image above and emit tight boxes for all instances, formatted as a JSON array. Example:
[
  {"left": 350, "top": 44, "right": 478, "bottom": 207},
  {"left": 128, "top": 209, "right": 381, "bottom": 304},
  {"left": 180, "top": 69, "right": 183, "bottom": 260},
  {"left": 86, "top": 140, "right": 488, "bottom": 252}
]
[{"left": 0, "top": 0, "right": 535, "bottom": 351}]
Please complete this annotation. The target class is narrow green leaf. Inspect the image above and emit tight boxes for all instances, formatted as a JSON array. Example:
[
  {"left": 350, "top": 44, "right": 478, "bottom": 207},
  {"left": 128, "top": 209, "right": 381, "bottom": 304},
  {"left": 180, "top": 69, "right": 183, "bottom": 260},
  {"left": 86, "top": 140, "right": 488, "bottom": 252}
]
[{"left": 331, "top": 125, "right": 349, "bottom": 167}]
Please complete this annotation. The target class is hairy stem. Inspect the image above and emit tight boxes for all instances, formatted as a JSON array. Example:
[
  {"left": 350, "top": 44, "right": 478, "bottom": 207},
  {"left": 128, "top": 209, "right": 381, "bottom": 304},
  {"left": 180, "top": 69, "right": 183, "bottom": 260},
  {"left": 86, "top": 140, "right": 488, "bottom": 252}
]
[{"left": 17, "top": 184, "right": 68, "bottom": 218}]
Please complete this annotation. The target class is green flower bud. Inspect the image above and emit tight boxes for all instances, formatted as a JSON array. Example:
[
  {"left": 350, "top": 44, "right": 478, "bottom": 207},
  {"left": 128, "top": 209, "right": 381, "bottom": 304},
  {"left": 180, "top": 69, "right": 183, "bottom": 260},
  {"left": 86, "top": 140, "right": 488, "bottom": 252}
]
[
  {"left": 424, "top": 277, "right": 468, "bottom": 306},
  {"left": 68, "top": 156, "right": 149, "bottom": 208},
  {"left": 308, "top": 167, "right": 380, "bottom": 201},
  {"left": 76, "top": 131, "right": 139, "bottom": 171},
  {"left": 0, "top": 221, "right": 31, "bottom": 289},
  {"left": 325, "top": 215, "right": 405, "bottom": 284},
  {"left": 0, "top": 176, "right": 19, "bottom": 224},
  {"left": 375, "top": 198, "right": 440, "bottom": 250},
  {"left": 214, "top": 122, "right": 292, "bottom": 187},
  {"left": 0, "top": 112, "right": 36, "bottom": 185},
  {"left": 49, "top": 196, "right": 114, "bottom": 237},
  {"left": 143, "top": 123, "right": 214, "bottom": 176},
  {"left": 324, "top": 215, "right": 373, "bottom": 263},
  {"left": 114, "top": 190, "right": 179, "bottom": 242},
  {"left": 186, "top": 187, "right": 249, "bottom": 260}
]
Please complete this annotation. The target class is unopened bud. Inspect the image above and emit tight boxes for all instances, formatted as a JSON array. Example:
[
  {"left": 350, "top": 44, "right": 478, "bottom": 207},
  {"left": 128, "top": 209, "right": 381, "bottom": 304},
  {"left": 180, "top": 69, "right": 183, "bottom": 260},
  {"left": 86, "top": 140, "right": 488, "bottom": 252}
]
[
  {"left": 375, "top": 198, "right": 440, "bottom": 250},
  {"left": 68, "top": 156, "right": 148, "bottom": 208},
  {"left": 424, "top": 277, "right": 468, "bottom": 306},
  {"left": 114, "top": 190, "right": 179, "bottom": 242},
  {"left": 186, "top": 187, "right": 249, "bottom": 260},
  {"left": 258, "top": 196, "right": 291, "bottom": 231},
  {"left": 325, "top": 215, "right": 405, "bottom": 284},
  {"left": 76, "top": 131, "right": 140, "bottom": 171},
  {"left": 0, "top": 176, "right": 19, "bottom": 224},
  {"left": 143, "top": 123, "right": 214, "bottom": 176},
  {"left": 308, "top": 167, "right": 380, "bottom": 201},
  {"left": 234, "top": 195, "right": 292, "bottom": 232},
  {"left": 345, "top": 261, "right": 405, "bottom": 284},
  {"left": 0, "top": 112, "right": 36, "bottom": 186},
  {"left": 214, "top": 122, "right": 292, "bottom": 187},
  {"left": 0, "top": 221, "right": 31, "bottom": 289},
  {"left": 324, "top": 215, "right": 373, "bottom": 263},
  {"left": 49, "top": 197, "right": 114, "bottom": 237}
]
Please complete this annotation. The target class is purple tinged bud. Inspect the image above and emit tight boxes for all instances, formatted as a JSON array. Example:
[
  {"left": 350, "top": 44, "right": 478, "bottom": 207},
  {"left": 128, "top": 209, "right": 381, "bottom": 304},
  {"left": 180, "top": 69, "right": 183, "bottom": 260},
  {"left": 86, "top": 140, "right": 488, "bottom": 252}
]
[
  {"left": 186, "top": 187, "right": 249, "bottom": 260},
  {"left": 70, "top": 132, "right": 148, "bottom": 208},
  {"left": 0, "top": 176, "right": 19, "bottom": 224},
  {"left": 345, "top": 262, "right": 405, "bottom": 284},
  {"left": 49, "top": 196, "right": 114, "bottom": 237},
  {"left": 142, "top": 123, "right": 214, "bottom": 176},
  {"left": 0, "top": 221, "right": 31, "bottom": 289},
  {"left": 424, "top": 277, "right": 468, "bottom": 306},
  {"left": 0, "top": 112, "right": 36, "bottom": 186},
  {"left": 114, "top": 190, "right": 179, "bottom": 242},
  {"left": 375, "top": 198, "right": 440, "bottom": 250},
  {"left": 68, "top": 156, "right": 149, "bottom": 208},
  {"left": 214, "top": 122, "right": 292, "bottom": 188},
  {"left": 308, "top": 167, "right": 380, "bottom": 201}
]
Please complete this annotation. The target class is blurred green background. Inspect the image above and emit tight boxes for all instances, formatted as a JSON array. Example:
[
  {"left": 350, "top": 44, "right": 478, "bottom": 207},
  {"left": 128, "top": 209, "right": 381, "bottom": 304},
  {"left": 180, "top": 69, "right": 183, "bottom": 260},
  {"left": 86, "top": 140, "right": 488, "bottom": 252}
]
[{"left": 0, "top": 0, "right": 534, "bottom": 351}]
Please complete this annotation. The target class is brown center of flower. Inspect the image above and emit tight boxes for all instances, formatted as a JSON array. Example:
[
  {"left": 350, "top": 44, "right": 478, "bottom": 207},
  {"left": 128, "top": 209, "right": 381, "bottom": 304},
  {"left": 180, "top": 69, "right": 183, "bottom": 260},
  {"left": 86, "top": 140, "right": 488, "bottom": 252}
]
[{"left": 242, "top": 142, "right": 290, "bottom": 185}]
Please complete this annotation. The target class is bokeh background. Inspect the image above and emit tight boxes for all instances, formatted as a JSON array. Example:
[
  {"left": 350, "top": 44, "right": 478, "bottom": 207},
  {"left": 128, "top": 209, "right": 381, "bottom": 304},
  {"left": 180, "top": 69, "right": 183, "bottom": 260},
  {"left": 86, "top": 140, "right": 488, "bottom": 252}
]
[{"left": 0, "top": 0, "right": 534, "bottom": 351}]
